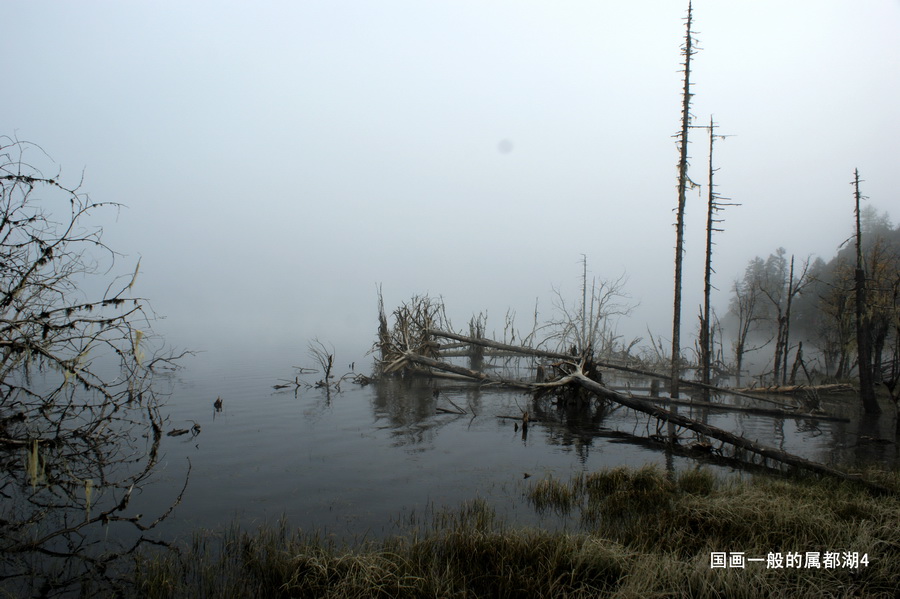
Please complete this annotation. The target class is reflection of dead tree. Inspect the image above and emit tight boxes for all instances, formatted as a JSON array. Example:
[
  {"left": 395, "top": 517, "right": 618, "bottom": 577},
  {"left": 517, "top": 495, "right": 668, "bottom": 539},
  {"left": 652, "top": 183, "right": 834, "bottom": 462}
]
[
  {"left": 0, "top": 138, "right": 188, "bottom": 595},
  {"left": 433, "top": 389, "right": 472, "bottom": 416}
]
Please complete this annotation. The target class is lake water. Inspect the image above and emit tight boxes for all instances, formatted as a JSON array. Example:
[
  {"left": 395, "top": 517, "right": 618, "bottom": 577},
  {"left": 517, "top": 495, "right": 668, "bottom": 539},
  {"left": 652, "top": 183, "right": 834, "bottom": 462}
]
[{"left": 129, "top": 343, "right": 900, "bottom": 546}]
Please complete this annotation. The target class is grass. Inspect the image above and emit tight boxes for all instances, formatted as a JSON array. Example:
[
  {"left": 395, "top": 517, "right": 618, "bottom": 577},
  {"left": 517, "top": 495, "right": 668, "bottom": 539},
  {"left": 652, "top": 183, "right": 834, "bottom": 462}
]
[{"left": 129, "top": 467, "right": 900, "bottom": 598}]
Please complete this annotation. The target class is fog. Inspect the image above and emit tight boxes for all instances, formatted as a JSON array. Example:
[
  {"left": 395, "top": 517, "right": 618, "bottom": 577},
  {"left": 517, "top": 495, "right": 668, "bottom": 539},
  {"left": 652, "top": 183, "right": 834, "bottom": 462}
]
[{"left": 4, "top": 1, "right": 899, "bottom": 363}]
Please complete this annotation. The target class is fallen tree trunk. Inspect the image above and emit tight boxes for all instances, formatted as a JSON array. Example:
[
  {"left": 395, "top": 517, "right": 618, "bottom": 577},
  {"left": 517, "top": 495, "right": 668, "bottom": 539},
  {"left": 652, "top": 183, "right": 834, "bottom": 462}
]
[
  {"left": 731, "top": 383, "right": 854, "bottom": 395},
  {"left": 568, "top": 372, "right": 889, "bottom": 494},
  {"left": 425, "top": 328, "right": 796, "bottom": 409},
  {"left": 640, "top": 396, "right": 849, "bottom": 422},
  {"left": 401, "top": 352, "right": 535, "bottom": 390},
  {"left": 425, "top": 328, "right": 573, "bottom": 361},
  {"left": 400, "top": 350, "right": 890, "bottom": 495}
]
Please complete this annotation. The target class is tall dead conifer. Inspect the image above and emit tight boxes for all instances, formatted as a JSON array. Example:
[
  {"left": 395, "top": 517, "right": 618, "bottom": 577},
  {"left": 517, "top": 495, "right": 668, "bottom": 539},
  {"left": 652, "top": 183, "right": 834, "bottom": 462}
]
[
  {"left": 670, "top": 1, "right": 697, "bottom": 398},
  {"left": 699, "top": 116, "right": 735, "bottom": 398}
]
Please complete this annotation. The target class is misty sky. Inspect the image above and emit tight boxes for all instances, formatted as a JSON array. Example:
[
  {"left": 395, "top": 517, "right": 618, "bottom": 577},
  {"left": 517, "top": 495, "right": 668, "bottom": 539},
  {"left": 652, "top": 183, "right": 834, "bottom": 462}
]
[{"left": 4, "top": 1, "right": 899, "bottom": 363}]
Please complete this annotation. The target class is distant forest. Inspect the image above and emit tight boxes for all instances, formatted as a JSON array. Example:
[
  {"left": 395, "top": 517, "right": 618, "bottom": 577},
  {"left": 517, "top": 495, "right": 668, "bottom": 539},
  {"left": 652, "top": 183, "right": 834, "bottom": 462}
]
[{"left": 725, "top": 205, "right": 899, "bottom": 389}]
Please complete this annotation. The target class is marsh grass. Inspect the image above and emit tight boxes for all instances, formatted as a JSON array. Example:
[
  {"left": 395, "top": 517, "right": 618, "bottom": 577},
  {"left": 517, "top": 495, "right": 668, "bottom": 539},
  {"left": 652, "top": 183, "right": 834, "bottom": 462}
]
[
  {"left": 527, "top": 465, "right": 900, "bottom": 597},
  {"left": 133, "top": 468, "right": 900, "bottom": 598}
]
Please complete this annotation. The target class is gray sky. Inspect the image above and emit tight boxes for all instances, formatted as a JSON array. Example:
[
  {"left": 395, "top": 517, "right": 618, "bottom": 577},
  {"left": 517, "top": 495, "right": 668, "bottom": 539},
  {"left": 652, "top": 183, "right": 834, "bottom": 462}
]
[{"left": 4, "top": 1, "right": 899, "bottom": 360}]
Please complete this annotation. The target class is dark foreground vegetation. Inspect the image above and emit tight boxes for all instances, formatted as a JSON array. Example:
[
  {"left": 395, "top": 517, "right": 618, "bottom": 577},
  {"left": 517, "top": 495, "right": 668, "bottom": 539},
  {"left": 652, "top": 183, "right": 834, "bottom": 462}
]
[{"left": 132, "top": 466, "right": 900, "bottom": 599}]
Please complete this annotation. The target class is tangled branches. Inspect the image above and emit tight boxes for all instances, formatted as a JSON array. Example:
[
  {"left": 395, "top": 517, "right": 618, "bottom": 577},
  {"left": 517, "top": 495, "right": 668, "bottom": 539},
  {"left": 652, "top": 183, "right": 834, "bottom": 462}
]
[
  {"left": 0, "top": 138, "right": 187, "bottom": 596},
  {"left": 375, "top": 290, "right": 450, "bottom": 376}
]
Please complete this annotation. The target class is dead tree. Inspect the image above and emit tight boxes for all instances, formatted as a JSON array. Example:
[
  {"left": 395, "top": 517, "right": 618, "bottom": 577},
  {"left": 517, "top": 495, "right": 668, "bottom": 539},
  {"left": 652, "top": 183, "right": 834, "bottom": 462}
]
[
  {"left": 757, "top": 250, "right": 809, "bottom": 385},
  {"left": 777, "top": 257, "right": 795, "bottom": 384},
  {"left": 546, "top": 263, "right": 634, "bottom": 362},
  {"left": 375, "top": 293, "right": 449, "bottom": 376},
  {"left": 670, "top": 1, "right": 697, "bottom": 399},
  {"left": 854, "top": 169, "right": 880, "bottom": 414},
  {"left": 729, "top": 259, "right": 768, "bottom": 387},
  {"left": 697, "top": 117, "right": 736, "bottom": 398},
  {"left": 0, "top": 137, "right": 187, "bottom": 596}
]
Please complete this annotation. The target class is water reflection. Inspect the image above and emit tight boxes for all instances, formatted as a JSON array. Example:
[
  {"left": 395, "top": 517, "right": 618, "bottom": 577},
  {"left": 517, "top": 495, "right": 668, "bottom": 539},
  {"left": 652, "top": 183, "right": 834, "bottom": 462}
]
[
  {"left": 127, "top": 359, "right": 900, "bottom": 566},
  {"left": 532, "top": 396, "right": 614, "bottom": 464},
  {"left": 366, "top": 372, "right": 900, "bottom": 474},
  {"left": 371, "top": 378, "right": 477, "bottom": 448}
]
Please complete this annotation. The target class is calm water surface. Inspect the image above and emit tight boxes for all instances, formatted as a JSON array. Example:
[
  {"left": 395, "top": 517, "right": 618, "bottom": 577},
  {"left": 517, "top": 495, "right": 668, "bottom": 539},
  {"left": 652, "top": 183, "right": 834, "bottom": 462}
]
[{"left": 132, "top": 344, "right": 900, "bottom": 545}]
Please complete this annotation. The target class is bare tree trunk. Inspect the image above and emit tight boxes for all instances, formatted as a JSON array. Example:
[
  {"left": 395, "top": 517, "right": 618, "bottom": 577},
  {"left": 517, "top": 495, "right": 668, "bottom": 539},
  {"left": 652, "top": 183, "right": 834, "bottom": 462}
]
[
  {"left": 872, "top": 321, "right": 887, "bottom": 385},
  {"left": 772, "top": 312, "right": 784, "bottom": 385},
  {"left": 670, "top": 0, "right": 695, "bottom": 399},
  {"left": 789, "top": 341, "right": 805, "bottom": 385},
  {"left": 468, "top": 314, "right": 485, "bottom": 371},
  {"left": 854, "top": 169, "right": 880, "bottom": 414},
  {"left": 699, "top": 116, "right": 733, "bottom": 397},
  {"left": 731, "top": 277, "right": 758, "bottom": 388},
  {"left": 780, "top": 256, "right": 795, "bottom": 384},
  {"left": 700, "top": 119, "right": 714, "bottom": 400}
]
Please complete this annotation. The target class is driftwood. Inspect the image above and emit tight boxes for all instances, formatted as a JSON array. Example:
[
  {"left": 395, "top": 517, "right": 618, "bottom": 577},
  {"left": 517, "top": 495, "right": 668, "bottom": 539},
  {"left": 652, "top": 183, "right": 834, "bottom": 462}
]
[
  {"left": 425, "top": 328, "right": 797, "bottom": 409},
  {"left": 397, "top": 349, "right": 890, "bottom": 494}
]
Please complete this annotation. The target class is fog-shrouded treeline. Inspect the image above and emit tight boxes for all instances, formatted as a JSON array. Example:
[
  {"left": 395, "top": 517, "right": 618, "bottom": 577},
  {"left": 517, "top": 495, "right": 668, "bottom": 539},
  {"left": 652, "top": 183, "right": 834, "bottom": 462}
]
[{"left": 724, "top": 205, "right": 899, "bottom": 390}]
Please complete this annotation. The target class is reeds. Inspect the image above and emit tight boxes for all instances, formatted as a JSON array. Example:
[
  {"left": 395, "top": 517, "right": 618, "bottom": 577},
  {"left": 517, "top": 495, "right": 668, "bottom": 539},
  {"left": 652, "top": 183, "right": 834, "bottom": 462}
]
[{"left": 132, "top": 467, "right": 900, "bottom": 598}]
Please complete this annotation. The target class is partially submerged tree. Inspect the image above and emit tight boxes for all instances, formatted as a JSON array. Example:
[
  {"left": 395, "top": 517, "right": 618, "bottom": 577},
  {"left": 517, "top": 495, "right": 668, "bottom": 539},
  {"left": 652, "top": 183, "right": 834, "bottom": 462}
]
[{"left": 0, "top": 138, "right": 186, "bottom": 595}]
